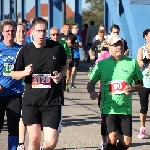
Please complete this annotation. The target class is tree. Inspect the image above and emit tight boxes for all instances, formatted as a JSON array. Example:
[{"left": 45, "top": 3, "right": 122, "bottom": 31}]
[{"left": 83, "top": 0, "right": 104, "bottom": 27}]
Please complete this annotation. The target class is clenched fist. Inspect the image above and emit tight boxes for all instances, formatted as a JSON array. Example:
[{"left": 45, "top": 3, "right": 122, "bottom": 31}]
[{"left": 23, "top": 64, "right": 33, "bottom": 76}]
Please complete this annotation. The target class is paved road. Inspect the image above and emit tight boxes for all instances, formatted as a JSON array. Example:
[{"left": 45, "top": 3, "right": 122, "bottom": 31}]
[{"left": 0, "top": 62, "right": 150, "bottom": 149}]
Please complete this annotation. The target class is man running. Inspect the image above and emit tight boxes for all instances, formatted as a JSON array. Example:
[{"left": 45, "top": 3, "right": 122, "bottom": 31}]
[
  {"left": 15, "top": 23, "right": 27, "bottom": 150},
  {"left": 11, "top": 17, "right": 68, "bottom": 150},
  {"left": 87, "top": 35, "right": 143, "bottom": 150},
  {"left": 0, "top": 19, "right": 22, "bottom": 150},
  {"left": 50, "top": 26, "right": 72, "bottom": 105}
]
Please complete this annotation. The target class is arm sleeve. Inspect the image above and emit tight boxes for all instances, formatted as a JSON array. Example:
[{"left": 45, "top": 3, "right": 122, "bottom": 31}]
[
  {"left": 64, "top": 42, "right": 72, "bottom": 57},
  {"left": 133, "top": 60, "right": 143, "bottom": 83},
  {"left": 88, "top": 63, "right": 102, "bottom": 83},
  {"left": 60, "top": 45, "right": 67, "bottom": 66},
  {"left": 13, "top": 47, "right": 25, "bottom": 71}
]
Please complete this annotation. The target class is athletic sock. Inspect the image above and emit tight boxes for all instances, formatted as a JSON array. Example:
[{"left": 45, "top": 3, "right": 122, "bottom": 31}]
[{"left": 8, "top": 135, "right": 19, "bottom": 150}]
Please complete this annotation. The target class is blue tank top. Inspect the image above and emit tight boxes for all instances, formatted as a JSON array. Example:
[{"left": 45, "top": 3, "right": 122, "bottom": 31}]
[
  {"left": 141, "top": 46, "right": 150, "bottom": 88},
  {"left": 0, "top": 41, "right": 22, "bottom": 96}
]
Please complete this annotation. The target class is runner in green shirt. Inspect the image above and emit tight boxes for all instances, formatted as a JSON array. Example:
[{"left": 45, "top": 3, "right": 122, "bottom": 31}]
[
  {"left": 87, "top": 35, "right": 143, "bottom": 150},
  {"left": 59, "top": 39, "right": 72, "bottom": 58}
]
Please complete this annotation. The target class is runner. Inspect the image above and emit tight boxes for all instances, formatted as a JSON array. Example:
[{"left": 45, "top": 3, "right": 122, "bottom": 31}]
[
  {"left": 15, "top": 23, "right": 27, "bottom": 150},
  {"left": 137, "top": 28, "right": 150, "bottom": 139},
  {"left": 50, "top": 26, "right": 72, "bottom": 105},
  {"left": 87, "top": 35, "right": 143, "bottom": 150},
  {"left": 94, "top": 39, "right": 110, "bottom": 150},
  {"left": 0, "top": 19, "right": 22, "bottom": 150},
  {"left": 58, "top": 24, "right": 78, "bottom": 92},
  {"left": 11, "top": 17, "right": 68, "bottom": 150},
  {"left": 89, "top": 30, "right": 105, "bottom": 61},
  {"left": 70, "top": 23, "right": 82, "bottom": 88}
]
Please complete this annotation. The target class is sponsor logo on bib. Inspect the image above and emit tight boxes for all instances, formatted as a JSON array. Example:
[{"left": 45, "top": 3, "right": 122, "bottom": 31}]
[
  {"left": 32, "top": 74, "right": 51, "bottom": 88},
  {"left": 3, "top": 63, "right": 14, "bottom": 76},
  {"left": 108, "top": 80, "right": 127, "bottom": 95}
]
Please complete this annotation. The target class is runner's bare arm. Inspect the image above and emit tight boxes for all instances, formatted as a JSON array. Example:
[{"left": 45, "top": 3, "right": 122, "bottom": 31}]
[
  {"left": 87, "top": 80, "right": 99, "bottom": 100},
  {"left": 87, "top": 80, "right": 96, "bottom": 93},
  {"left": 133, "top": 80, "right": 143, "bottom": 92},
  {"left": 11, "top": 64, "right": 33, "bottom": 80},
  {"left": 51, "top": 63, "right": 68, "bottom": 84}
]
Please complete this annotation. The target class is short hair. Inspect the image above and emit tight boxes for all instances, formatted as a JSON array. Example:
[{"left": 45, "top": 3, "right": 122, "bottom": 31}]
[
  {"left": 50, "top": 27, "right": 59, "bottom": 34},
  {"left": 99, "top": 24, "right": 105, "bottom": 29},
  {"left": 83, "top": 24, "right": 88, "bottom": 29},
  {"left": 62, "top": 24, "right": 71, "bottom": 29},
  {"left": 90, "top": 21, "right": 95, "bottom": 25},
  {"left": 143, "top": 29, "right": 150, "bottom": 38},
  {"left": 71, "top": 23, "right": 79, "bottom": 29},
  {"left": 110, "top": 24, "right": 120, "bottom": 32},
  {"left": 17, "top": 23, "right": 26, "bottom": 28},
  {"left": 31, "top": 17, "right": 48, "bottom": 29},
  {"left": 0, "top": 19, "right": 17, "bottom": 31}
]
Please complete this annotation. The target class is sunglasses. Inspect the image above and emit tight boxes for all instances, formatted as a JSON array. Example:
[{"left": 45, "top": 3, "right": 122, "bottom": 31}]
[
  {"left": 51, "top": 34, "right": 59, "bottom": 36},
  {"left": 99, "top": 30, "right": 104, "bottom": 33}
]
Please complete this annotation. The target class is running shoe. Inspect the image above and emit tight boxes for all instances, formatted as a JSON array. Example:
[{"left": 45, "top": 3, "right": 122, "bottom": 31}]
[
  {"left": 71, "top": 83, "right": 76, "bottom": 88},
  {"left": 100, "top": 142, "right": 107, "bottom": 150},
  {"left": 17, "top": 144, "right": 25, "bottom": 150},
  {"left": 66, "top": 84, "right": 69, "bottom": 92},
  {"left": 138, "top": 126, "right": 146, "bottom": 139}
]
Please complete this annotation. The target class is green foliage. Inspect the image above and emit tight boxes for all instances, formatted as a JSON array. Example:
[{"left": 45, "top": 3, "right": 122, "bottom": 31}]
[
  {"left": 66, "top": 16, "right": 75, "bottom": 25},
  {"left": 83, "top": 0, "right": 104, "bottom": 27}
]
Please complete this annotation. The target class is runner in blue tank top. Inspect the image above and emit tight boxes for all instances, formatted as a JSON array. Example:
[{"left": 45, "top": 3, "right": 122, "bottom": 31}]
[{"left": 0, "top": 20, "right": 22, "bottom": 150}]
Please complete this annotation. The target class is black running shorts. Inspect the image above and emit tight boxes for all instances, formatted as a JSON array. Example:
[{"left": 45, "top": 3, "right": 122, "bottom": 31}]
[
  {"left": 103, "top": 114, "right": 132, "bottom": 137},
  {"left": 22, "top": 105, "right": 62, "bottom": 131}
]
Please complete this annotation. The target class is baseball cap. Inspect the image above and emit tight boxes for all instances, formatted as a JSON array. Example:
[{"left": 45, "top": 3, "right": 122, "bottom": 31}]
[{"left": 108, "top": 35, "right": 123, "bottom": 45}]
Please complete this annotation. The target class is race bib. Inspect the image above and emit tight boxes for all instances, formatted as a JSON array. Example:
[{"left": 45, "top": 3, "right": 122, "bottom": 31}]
[
  {"left": 3, "top": 63, "right": 14, "bottom": 76},
  {"left": 108, "top": 80, "right": 127, "bottom": 95},
  {"left": 144, "top": 72, "right": 150, "bottom": 79},
  {"left": 32, "top": 74, "right": 51, "bottom": 88},
  {"left": 98, "top": 53, "right": 101, "bottom": 58}
]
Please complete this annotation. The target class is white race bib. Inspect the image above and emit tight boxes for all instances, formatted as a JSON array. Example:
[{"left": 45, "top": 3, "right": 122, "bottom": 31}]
[
  {"left": 108, "top": 80, "right": 127, "bottom": 95},
  {"left": 3, "top": 63, "right": 14, "bottom": 76},
  {"left": 32, "top": 74, "right": 51, "bottom": 88}
]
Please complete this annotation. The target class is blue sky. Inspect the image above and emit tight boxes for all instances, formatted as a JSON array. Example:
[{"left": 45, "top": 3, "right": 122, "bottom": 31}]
[{"left": 4, "top": 0, "right": 89, "bottom": 14}]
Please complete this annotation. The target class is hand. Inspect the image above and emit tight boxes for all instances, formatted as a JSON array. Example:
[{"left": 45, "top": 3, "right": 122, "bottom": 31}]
[
  {"left": 23, "top": 64, "right": 33, "bottom": 76},
  {"left": 66, "top": 39, "right": 72, "bottom": 47},
  {"left": 0, "top": 85, "right": 3, "bottom": 92},
  {"left": 124, "top": 50, "right": 129, "bottom": 56},
  {"left": 51, "top": 71, "right": 62, "bottom": 84},
  {"left": 91, "top": 56, "right": 95, "bottom": 60},
  {"left": 90, "top": 92, "right": 99, "bottom": 100},
  {"left": 124, "top": 85, "right": 132, "bottom": 95},
  {"left": 66, "top": 57, "right": 72, "bottom": 64},
  {"left": 142, "top": 57, "right": 150, "bottom": 64}
]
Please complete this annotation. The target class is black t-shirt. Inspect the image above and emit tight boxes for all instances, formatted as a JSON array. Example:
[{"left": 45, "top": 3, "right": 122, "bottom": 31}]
[
  {"left": 123, "top": 39, "right": 129, "bottom": 52},
  {"left": 13, "top": 40, "right": 67, "bottom": 106},
  {"left": 59, "top": 33, "right": 77, "bottom": 45},
  {"left": 91, "top": 40, "right": 103, "bottom": 59}
]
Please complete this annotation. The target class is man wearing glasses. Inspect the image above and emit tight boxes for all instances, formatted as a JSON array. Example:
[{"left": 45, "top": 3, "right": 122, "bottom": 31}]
[
  {"left": 110, "top": 24, "right": 129, "bottom": 56},
  {"left": 50, "top": 27, "right": 72, "bottom": 106},
  {"left": 11, "top": 17, "right": 68, "bottom": 150},
  {"left": 87, "top": 35, "right": 143, "bottom": 150}
]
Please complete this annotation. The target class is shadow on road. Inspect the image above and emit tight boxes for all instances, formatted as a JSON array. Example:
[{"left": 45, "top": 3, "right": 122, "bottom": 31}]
[{"left": 131, "top": 142, "right": 150, "bottom": 147}]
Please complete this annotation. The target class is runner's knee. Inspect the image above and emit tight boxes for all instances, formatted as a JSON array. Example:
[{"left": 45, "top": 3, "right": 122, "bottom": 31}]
[{"left": 44, "top": 138, "right": 58, "bottom": 149}]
